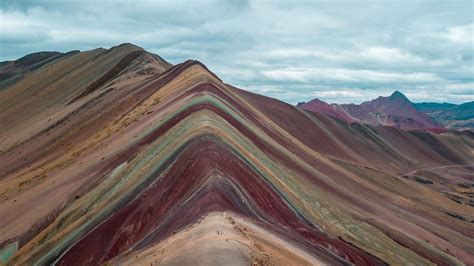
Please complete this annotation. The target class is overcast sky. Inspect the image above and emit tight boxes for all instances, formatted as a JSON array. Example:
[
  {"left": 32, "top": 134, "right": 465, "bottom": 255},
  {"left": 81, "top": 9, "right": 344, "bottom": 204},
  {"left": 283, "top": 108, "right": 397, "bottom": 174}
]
[{"left": 1, "top": 0, "right": 473, "bottom": 104}]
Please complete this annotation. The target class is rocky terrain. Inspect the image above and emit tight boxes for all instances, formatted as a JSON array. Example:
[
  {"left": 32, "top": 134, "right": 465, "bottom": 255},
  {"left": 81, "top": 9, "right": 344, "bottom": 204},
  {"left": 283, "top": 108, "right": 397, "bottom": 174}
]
[{"left": 0, "top": 44, "right": 473, "bottom": 265}]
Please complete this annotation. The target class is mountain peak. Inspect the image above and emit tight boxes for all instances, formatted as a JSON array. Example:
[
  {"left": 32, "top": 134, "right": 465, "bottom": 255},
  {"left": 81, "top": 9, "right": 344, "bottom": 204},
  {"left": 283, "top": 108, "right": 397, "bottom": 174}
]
[
  {"left": 299, "top": 91, "right": 445, "bottom": 131},
  {"left": 307, "top": 98, "right": 325, "bottom": 104},
  {"left": 109, "top": 43, "right": 144, "bottom": 52},
  {"left": 298, "top": 98, "right": 357, "bottom": 122},
  {"left": 389, "top": 91, "right": 409, "bottom": 102}
]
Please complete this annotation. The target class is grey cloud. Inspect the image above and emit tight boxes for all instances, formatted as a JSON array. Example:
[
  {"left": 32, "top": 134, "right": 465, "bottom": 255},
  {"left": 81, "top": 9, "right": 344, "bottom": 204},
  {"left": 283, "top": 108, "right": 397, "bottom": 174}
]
[{"left": 0, "top": 0, "right": 472, "bottom": 104}]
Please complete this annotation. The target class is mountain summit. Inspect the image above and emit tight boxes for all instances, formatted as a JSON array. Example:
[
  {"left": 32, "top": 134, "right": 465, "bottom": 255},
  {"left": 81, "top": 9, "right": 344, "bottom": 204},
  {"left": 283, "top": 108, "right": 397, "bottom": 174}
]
[
  {"left": 0, "top": 45, "right": 473, "bottom": 265},
  {"left": 299, "top": 91, "right": 445, "bottom": 132},
  {"left": 389, "top": 90, "right": 409, "bottom": 101}
]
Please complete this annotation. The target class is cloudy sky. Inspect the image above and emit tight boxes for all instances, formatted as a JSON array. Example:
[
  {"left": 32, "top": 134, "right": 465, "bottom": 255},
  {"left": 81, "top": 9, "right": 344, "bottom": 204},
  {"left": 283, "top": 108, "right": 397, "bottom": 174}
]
[{"left": 1, "top": 0, "right": 473, "bottom": 104}]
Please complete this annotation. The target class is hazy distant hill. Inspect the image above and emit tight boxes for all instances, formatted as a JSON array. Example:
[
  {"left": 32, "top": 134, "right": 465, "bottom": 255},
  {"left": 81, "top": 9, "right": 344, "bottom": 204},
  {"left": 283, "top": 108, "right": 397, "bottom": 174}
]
[
  {"left": 415, "top": 101, "right": 474, "bottom": 130},
  {"left": 299, "top": 91, "right": 445, "bottom": 132}
]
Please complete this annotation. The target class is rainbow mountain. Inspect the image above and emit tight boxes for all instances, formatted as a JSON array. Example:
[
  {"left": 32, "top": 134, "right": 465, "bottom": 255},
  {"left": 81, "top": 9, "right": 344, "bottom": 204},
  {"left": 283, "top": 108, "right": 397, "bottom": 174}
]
[{"left": 0, "top": 44, "right": 473, "bottom": 265}]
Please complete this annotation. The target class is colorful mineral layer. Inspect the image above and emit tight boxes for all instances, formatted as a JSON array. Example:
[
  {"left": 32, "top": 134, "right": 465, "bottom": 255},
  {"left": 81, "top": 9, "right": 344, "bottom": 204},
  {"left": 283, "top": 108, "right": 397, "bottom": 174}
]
[{"left": 0, "top": 44, "right": 473, "bottom": 265}]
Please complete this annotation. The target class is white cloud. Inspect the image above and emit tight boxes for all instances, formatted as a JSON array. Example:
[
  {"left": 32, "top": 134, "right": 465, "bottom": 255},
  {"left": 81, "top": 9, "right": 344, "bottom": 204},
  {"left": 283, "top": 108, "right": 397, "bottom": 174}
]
[
  {"left": 446, "top": 23, "right": 474, "bottom": 44},
  {"left": 261, "top": 67, "right": 441, "bottom": 84},
  {"left": 360, "top": 47, "right": 424, "bottom": 64}
]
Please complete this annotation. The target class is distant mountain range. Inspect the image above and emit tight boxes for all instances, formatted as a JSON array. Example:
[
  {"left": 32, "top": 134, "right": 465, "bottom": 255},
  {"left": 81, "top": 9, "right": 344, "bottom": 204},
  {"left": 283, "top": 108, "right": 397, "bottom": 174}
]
[
  {"left": 414, "top": 101, "right": 474, "bottom": 130},
  {"left": 298, "top": 91, "right": 473, "bottom": 132}
]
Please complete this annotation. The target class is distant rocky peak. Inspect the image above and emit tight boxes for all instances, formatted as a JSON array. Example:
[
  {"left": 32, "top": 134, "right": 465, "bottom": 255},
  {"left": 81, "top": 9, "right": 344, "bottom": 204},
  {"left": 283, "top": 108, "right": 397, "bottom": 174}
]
[{"left": 388, "top": 91, "right": 410, "bottom": 102}]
